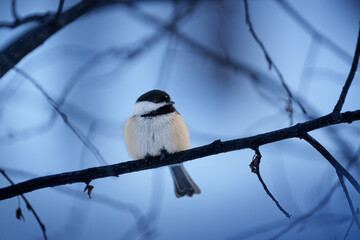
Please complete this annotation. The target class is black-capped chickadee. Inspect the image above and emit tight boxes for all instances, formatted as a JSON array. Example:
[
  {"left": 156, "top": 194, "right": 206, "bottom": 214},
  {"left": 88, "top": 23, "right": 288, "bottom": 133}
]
[{"left": 124, "top": 89, "right": 200, "bottom": 198}]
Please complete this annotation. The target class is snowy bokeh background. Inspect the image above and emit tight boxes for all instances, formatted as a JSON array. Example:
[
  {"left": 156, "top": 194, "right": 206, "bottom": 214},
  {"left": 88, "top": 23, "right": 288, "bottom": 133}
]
[{"left": 0, "top": 0, "right": 360, "bottom": 239}]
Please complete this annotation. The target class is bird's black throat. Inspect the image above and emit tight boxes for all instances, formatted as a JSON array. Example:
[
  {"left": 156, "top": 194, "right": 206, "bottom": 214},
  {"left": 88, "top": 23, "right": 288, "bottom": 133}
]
[{"left": 140, "top": 104, "right": 176, "bottom": 118}]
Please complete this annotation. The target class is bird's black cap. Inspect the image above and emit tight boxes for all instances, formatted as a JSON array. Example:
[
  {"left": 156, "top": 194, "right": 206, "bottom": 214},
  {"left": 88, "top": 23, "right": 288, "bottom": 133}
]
[{"left": 136, "top": 89, "right": 171, "bottom": 103}]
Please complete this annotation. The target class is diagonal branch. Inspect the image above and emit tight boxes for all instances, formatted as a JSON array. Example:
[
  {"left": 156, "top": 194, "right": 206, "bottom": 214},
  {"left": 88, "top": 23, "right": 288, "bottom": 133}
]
[
  {"left": 302, "top": 133, "right": 360, "bottom": 228},
  {"left": 333, "top": 26, "right": 360, "bottom": 115},
  {"left": 0, "top": 109, "right": 359, "bottom": 201},
  {"left": 0, "top": 169, "right": 47, "bottom": 240},
  {"left": 301, "top": 133, "right": 360, "bottom": 194},
  {"left": 0, "top": 0, "right": 145, "bottom": 79}
]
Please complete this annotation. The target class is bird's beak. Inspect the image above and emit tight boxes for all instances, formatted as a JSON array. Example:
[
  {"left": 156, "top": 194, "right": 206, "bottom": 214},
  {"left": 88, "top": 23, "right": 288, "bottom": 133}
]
[{"left": 167, "top": 100, "right": 175, "bottom": 105}]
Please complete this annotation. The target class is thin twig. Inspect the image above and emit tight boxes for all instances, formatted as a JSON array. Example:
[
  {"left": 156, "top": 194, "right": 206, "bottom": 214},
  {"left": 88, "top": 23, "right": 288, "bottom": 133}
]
[
  {"left": 243, "top": 0, "right": 307, "bottom": 124},
  {"left": 250, "top": 148, "right": 291, "bottom": 218},
  {"left": 0, "top": 109, "right": 359, "bottom": 201},
  {"left": 55, "top": 0, "right": 66, "bottom": 20},
  {"left": 0, "top": 169, "right": 47, "bottom": 240},
  {"left": 11, "top": 0, "right": 20, "bottom": 21},
  {"left": 333, "top": 25, "right": 360, "bottom": 115}
]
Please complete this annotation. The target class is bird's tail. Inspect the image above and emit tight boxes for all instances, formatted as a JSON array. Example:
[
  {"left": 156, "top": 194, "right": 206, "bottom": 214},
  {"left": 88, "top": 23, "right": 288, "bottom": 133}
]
[{"left": 170, "top": 164, "right": 200, "bottom": 198}]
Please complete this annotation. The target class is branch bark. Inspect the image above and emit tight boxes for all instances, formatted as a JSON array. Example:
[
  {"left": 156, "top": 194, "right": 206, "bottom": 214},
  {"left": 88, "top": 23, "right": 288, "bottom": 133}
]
[
  {"left": 0, "top": 110, "right": 359, "bottom": 201},
  {"left": 0, "top": 0, "right": 134, "bottom": 79}
]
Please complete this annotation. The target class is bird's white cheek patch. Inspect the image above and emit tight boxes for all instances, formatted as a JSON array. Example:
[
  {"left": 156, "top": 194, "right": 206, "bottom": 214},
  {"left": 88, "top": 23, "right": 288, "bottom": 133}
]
[{"left": 132, "top": 101, "right": 166, "bottom": 116}]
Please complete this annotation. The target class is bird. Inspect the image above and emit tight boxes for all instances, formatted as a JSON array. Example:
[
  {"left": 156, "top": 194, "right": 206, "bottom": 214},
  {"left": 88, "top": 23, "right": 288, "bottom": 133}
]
[{"left": 124, "top": 89, "right": 200, "bottom": 197}]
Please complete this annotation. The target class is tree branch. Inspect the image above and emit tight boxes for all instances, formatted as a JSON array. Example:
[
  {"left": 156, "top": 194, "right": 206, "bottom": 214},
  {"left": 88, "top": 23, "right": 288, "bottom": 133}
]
[
  {"left": 333, "top": 25, "right": 360, "bottom": 115},
  {"left": 0, "top": 110, "right": 359, "bottom": 201}
]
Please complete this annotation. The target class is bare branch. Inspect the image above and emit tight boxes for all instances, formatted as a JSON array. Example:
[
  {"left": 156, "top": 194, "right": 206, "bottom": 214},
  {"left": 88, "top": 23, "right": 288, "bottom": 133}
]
[
  {"left": 301, "top": 133, "right": 360, "bottom": 195},
  {"left": 0, "top": 169, "right": 47, "bottom": 240},
  {"left": 250, "top": 148, "right": 291, "bottom": 218},
  {"left": 333, "top": 26, "right": 360, "bottom": 115},
  {"left": 0, "top": 109, "right": 359, "bottom": 201}
]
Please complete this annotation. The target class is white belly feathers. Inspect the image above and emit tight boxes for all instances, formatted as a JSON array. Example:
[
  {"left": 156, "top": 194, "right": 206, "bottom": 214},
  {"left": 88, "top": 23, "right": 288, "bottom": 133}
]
[{"left": 125, "top": 112, "right": 190, "bottom": 160}]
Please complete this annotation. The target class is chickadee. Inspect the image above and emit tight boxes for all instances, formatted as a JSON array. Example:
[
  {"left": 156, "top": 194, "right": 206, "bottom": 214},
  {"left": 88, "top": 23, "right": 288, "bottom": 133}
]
[{"left": 124, "top": 89, "right": 200, "bottom": 198}]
